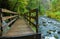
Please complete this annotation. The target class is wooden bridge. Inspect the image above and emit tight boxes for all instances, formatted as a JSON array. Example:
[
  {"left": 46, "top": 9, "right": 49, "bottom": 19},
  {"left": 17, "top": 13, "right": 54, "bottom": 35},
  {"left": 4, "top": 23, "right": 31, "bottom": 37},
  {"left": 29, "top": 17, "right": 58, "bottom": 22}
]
[{"left": 0, "top": 8, "right": 41, "bottom": 39}]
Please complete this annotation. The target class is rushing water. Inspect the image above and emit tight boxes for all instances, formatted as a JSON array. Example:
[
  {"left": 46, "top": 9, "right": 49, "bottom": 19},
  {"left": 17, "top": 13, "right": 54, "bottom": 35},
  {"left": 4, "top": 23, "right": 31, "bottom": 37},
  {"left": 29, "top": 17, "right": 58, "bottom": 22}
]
[{"left": 38, "top": 15, "right": 60, "bottom": 39}]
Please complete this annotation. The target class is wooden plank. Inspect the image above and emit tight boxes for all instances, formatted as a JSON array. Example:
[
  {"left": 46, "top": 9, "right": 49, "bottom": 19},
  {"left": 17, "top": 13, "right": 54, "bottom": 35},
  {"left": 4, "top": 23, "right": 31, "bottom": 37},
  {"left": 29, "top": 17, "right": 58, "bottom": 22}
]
[
  {"left": 7, "top": 18, "right": 17, "bottom": 26},
  {"left": 3, "top": 19, "right": 34, "bottom": 37},
  {"left": 1, "top": 34, "right": 41, "bottom": 39},
  {"left": 2, "top": 9, "right": 18, "bottom": 14},
  {"left": 2, "top": 15, "right": 18, "bottom": 21}
]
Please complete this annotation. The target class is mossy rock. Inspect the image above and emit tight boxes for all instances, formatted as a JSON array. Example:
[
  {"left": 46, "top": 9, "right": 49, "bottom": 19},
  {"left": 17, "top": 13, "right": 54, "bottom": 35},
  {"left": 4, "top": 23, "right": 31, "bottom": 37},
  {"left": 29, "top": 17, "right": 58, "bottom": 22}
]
[
  {"left": 53, "top": 30, "right": 56, "bottom": 32},
  {"left": 58, "top": 31, "right": 60, "bottom": 34},
  {"left": 43, "top": 23, "right": 47, "bottom": 26},
  {"left": 54, "top": 35, "right": 58, "bottom": 39},
  {"left": 47, "top": 30, "right": 51, "bottom": 34}
]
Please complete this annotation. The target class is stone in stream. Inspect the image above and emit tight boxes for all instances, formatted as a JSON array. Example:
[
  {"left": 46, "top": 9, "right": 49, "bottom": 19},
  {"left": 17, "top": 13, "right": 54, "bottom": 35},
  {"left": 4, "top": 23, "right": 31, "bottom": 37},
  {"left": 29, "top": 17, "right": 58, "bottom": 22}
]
[
  {"left": 53, "top": 30, "right": 56, "bottom": 32},
  {"left": 48, "top": 22, "right": 52, "bottom": 23},
  {"left": 47, "top": 30, "right": 52, "bottom": 34},
  {"left": 54, "top": 35, "right": 58, "bottom": 39},
  {"left": 42, "top": 21, "right": 47, "bottom": 26},
  {"left": 58, "top": 31, "right": 60, "bottom": 34},
  {"left": 38, "top": 16, "right": 60, "bottom": 39},
  {"left": 43, "top": 23, "right": 47, "bottom": 26},
  {"left": 42, "top": 21, "right": 46, "bottom": 23}
]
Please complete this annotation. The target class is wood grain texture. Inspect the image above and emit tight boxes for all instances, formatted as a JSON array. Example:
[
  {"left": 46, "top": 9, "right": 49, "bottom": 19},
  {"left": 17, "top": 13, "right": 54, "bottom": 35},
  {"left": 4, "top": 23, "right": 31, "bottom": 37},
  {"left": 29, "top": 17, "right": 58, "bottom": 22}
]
[{"left": 2, "top": 18, "right": 34, "bottom": 37}]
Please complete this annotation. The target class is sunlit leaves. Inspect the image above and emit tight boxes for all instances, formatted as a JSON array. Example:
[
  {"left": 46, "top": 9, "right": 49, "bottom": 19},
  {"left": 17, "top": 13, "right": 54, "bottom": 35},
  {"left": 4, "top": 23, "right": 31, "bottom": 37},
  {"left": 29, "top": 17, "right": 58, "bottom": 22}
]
[
  {"left": 28, "top": 0, "right": 39, "bottom": 9},
  {"left": 17, "top": 0, "right": 28, "bottom": 13}
]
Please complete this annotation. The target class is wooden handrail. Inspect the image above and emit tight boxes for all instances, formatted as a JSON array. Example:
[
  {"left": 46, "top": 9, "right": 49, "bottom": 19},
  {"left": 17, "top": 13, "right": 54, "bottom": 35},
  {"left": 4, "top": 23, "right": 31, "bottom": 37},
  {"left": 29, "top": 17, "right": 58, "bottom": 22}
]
[
  {"left": 0, "top": 8, "right": 18, "bottom": 36},
  {"left": 2, "top": 9, "right": 18, "bottom": 15},
  {"left": 24, "top": 9, "right": 38, "bottom": 33},
  {"left": 24, "top": 8, "right": 39, "bottom": 39},
  {"left": 0, "top": 8, "right": 19, "bottom": 36},
  {"left": 2, "top": 15, "right": 18, "bottom": 21},
  {"left": 2, "top": 18, "right": 17, "bottom": 33},
  {"left": 25, "top": 15, "right": 36, "bottom": 19},
  {"left": 7, "top": 18, "right": 17, "bottom": 26},
  {"left": 25, "top": 17, "right": 36, "bottom": 27}
]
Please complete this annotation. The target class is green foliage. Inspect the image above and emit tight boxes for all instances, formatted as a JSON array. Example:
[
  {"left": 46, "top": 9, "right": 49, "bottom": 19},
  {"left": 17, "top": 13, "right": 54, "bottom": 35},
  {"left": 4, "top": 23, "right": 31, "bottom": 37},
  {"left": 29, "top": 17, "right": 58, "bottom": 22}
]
[
  {"left": 46, "top": 11, "right": 60, "bottom": 21},
  {"left": 27, "top": 0, "right": 39, "bottom": 9},
  {"left": 17, "top": 0, "right": 29, "bottom": 14},
  {"left": 7, "top": 0, "right": 29, "bottom": 14},
  {"left": 8, "top": 0, "right": 17, "bottom": 10},
  {"left": 45, "top": 0, "right": 60, "bottom": 21},
  {"left": 39, "top": 4, "right": 45, "bottom": 15}
]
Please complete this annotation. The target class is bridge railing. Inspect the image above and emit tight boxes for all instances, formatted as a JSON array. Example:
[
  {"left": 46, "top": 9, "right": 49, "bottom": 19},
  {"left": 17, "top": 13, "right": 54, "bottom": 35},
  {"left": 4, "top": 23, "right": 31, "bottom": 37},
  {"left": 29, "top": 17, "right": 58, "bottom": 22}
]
[
  {"left": 24, "top": 9, "right": 41, "bottom": 39},
  {"left": 0, "top": 8, "right": 19, "bottom": 36},
  {"left": 24, "top": 9, "right": 38, "bottom": 33}
]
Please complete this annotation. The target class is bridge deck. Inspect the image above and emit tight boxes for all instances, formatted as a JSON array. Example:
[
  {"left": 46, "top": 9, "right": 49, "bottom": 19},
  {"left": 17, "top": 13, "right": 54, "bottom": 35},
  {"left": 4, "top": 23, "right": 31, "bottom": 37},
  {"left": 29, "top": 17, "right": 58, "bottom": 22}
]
[{"left": 2, "top": 18, "right": 35, "bottom": 37}]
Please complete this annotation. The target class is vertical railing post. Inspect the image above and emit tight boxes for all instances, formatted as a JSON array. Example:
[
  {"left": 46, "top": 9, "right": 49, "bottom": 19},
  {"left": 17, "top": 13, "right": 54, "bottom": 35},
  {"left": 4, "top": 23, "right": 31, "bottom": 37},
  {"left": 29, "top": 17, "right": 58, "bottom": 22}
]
[
  {"left": 0, "top": 8, "right": 2, "bottom": 36},
  {"left": 36, "top": 9, "right": 39, "bottom": 39},
  {"left": 36, "top": 9, "right": 38, "bottom": 33},
  {"left": 29, "top": 11, "right": 31, "bottom": 25}
]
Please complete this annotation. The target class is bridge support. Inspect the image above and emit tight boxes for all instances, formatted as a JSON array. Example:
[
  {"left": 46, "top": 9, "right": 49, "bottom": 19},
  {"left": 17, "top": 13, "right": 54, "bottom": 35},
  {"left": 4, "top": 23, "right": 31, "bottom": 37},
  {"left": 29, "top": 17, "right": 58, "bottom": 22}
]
[{"left": 0, "top": 8, "right": 2, "bottom": 36}]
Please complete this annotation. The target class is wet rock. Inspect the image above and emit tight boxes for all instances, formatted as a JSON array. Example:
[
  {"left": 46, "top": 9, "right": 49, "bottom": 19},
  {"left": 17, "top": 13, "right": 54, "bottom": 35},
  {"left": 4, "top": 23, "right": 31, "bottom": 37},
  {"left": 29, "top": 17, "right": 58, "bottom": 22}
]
[
  {"left": 53, "top": 30, "right": 56, "bottom": 32},
  {"left": 43, "top": 24, "right": 47, "bottom": 26},
  {"left": 48, "top": 22, "right": 52, "bottom": 23},
  {"left": 42, "top": 21, "right": 46, "bottom": 23},
  {"left": 47, "top": 30, "right": 51, "bottom": 34},
  {"left": 38, "top": 16, "right": 60, "bottom": 39},
  {"left": 54, "top": 35, "right": 58, "bottom": 39},
  {"left": 58, "top": 31, "right": 60, "bottom": 34}
]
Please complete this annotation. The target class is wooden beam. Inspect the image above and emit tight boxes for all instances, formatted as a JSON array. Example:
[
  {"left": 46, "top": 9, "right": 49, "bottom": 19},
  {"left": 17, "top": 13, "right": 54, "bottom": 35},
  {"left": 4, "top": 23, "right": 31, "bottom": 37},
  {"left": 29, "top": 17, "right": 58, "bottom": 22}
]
[
  {"left": 2, "top": 15, "right": 18, "bottom": 21},
  {"left": 0, "top": 8, "right": 2, "bottom": 36},
  {"left": 24, "top": 14, "right": 36, "bottom": 19},
  {"left": 2, "top": 9, "right": 18, "bottom": 14},
  {"left": 25, "top": 17, "right": 36, "bottom": 28},
  {"left": 7, "top": 18, "right": 17, "bottom": 26}
]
